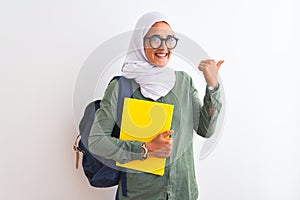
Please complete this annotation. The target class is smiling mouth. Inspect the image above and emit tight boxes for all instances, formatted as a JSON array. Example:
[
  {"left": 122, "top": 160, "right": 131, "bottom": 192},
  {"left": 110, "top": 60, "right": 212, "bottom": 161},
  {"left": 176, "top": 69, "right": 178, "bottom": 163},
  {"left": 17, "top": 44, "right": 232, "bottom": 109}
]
[{"left": 155, "top": 53, "right": 168, "bottom": 58}]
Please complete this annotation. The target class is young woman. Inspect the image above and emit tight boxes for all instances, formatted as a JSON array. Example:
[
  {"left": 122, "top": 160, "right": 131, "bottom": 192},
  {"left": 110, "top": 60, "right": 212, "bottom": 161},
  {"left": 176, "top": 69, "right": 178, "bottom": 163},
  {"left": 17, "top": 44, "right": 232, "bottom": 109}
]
[{"left": 89, "top": 11, "right": 223, "bottom": 200}]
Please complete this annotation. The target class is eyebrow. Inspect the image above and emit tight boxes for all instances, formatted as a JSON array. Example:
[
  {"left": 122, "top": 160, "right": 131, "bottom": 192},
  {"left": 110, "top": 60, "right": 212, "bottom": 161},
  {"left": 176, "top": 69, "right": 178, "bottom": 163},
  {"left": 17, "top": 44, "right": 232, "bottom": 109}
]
[{"left": 147, "top": 34, "right": 175, "bottom": 38}]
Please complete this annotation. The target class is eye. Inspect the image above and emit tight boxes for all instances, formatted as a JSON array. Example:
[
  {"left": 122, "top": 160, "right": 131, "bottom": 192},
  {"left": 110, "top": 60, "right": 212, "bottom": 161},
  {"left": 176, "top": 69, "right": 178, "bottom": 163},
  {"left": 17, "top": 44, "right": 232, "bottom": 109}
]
[
  {"left": 166, "top": 37, "right": 175, "bottom": 43},
  {"left": 166, "top": 37, "right": 177, "bottom": 49},
  {"left": 150, "top": 36, "right": 161, "bottom": 43}
]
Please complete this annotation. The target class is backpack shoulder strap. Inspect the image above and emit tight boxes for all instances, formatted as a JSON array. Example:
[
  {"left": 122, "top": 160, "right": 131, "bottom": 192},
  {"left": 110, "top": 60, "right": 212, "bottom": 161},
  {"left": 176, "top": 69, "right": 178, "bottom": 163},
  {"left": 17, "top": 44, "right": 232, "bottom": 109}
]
[
  {"left": 108, "top": 75, "right": 132, "bottom": 131},
  {"left": 116, "top": 76, "right": 132, "bottom": 127},
  {"left": 113, "top": 76, "right": 132, "bottom": 198}
]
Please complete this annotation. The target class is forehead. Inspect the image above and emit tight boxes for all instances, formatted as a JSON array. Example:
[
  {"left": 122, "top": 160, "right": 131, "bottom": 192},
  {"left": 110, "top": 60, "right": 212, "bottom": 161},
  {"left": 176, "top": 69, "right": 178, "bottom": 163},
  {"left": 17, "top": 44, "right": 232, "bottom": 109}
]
[{"left": 145, "top": 22, "right": 174, "bottom": 37}]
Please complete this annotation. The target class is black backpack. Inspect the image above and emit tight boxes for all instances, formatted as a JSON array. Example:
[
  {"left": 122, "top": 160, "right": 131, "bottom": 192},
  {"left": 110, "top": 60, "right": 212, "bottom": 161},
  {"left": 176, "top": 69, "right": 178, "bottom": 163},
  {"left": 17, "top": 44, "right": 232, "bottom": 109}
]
[{"left": 73, "top": 76, "right": 132, "bottom": 198}]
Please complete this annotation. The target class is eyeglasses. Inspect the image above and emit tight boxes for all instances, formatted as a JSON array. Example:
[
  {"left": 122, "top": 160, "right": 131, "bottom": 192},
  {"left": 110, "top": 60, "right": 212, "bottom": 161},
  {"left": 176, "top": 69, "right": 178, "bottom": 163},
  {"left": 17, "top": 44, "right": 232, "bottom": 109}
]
[{"left": 144, "top": 35, "right": 179, "bottom": 50}]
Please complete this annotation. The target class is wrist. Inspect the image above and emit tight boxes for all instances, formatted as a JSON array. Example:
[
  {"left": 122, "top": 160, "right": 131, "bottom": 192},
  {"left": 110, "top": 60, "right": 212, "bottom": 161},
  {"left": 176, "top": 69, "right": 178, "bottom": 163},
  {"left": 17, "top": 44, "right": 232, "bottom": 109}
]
[
  {"left": 208, "top": 82, "right": 219, "bottom": 91},
  {"left": 208, "top": 81, "right": 217, "bottom": 88},
  {"left": 146, "top": 142, "right": 154, "bottom": 153}
]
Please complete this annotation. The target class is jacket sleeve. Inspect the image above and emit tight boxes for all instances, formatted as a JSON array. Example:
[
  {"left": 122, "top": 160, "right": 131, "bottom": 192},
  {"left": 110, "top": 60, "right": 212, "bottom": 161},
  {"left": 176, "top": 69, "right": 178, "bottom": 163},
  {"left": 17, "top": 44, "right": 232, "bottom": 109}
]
[
  {"left": 189, "top": 74, "right": 222, "bottom": 138},
  {"left": 88, "top": 79, "right": 143, "bottom": 164}
]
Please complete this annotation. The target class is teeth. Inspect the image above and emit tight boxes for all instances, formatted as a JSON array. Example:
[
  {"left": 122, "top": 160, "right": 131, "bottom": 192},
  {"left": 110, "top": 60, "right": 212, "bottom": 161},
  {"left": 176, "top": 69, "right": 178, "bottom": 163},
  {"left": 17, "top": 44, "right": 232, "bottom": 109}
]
[{"left": 156, "top": 53, "right": 167, "bottom": 57}]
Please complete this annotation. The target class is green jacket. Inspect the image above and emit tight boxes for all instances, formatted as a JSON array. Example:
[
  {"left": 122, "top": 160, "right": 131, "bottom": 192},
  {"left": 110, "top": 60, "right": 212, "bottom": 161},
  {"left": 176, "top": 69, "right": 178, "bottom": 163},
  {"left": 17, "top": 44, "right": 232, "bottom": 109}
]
[{"left": 89, "top": 71, "right": 222, "bottom": 200}]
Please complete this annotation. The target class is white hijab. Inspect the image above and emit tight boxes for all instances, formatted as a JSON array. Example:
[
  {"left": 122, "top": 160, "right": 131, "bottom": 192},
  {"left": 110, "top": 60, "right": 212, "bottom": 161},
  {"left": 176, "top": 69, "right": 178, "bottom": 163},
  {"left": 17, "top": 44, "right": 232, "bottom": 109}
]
[{"left": 122, "top": 12, "right": 176, "bottom": 101}]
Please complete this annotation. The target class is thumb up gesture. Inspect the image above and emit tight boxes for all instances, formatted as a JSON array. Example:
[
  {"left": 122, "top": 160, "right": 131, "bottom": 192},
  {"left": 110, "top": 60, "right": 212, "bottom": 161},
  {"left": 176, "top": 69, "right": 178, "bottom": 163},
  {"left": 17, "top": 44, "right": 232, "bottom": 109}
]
[{"left": 198, "top": 59, "right": 224, "bottom": 88}]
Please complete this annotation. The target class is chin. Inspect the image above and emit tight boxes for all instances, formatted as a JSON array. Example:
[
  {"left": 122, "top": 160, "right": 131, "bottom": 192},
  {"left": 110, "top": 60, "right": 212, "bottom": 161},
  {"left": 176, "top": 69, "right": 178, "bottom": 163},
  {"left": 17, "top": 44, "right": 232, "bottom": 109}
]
[
  {"left": 153, "top": 57, "right": 170, "bottom": 67},
  {"left": 154, "top": 62, "right": 168, "bottom": 67}
]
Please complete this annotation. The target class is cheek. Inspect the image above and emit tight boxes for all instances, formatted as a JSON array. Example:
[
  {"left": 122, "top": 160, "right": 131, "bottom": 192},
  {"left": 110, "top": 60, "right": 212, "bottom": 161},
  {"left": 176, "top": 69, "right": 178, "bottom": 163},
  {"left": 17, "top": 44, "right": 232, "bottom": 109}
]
[{"left": 144, "top": 48, "right": 155, "bottom": 62}]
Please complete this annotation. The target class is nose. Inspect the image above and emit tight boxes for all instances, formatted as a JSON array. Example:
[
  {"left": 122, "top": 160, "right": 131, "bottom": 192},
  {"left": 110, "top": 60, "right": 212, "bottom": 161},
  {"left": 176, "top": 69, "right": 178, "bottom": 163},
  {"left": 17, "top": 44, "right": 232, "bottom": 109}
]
[{"left": 158, "top": 40, "right": 168, "bottom": 51}]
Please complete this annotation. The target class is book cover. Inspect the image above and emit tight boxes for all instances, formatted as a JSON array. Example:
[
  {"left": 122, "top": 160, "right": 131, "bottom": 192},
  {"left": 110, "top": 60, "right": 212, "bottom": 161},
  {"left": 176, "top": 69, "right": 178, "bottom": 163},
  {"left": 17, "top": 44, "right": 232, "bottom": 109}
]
[{"left": 116, "top": 98, "right": 174, "bottom": 176}]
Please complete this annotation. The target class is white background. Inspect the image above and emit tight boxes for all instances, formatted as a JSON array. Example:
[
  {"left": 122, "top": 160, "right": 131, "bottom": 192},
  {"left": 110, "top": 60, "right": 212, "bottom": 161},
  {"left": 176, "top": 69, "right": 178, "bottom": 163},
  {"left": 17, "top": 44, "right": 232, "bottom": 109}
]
[{"left": 1, "top": 0, "right": 299, "bottom": 200}]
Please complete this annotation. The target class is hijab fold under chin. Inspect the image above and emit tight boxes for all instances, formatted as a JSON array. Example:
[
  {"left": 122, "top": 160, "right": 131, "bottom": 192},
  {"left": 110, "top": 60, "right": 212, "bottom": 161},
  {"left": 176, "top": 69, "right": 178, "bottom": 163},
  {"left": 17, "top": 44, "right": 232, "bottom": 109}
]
[{"left": 122, "top": 12, "right": 176, "bottom": 101}]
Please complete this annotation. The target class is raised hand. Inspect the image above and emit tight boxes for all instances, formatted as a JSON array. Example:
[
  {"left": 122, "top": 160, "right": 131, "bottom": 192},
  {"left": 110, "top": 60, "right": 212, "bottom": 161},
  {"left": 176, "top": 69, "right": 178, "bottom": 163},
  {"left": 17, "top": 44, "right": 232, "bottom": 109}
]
[{"left": 198, "top": 59, "right": 224, "bottom": 88}]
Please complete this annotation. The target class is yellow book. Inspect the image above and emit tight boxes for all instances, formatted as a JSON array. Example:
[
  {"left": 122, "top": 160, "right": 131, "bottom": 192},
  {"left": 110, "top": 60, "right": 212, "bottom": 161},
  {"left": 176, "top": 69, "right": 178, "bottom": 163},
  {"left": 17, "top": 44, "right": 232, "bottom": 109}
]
[{"left": 116, "top": 98, "right": 174, "bottom": 176}]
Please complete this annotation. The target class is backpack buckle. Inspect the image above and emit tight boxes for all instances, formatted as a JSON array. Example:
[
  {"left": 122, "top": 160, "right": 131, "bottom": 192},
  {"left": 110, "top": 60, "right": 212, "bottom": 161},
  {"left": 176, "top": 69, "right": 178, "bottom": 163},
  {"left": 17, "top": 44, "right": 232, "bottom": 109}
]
[
  {"left": 73, "top": 145, "right": 85, "bottom": 154},
  {"left": 73, "top": 134, "right": 85, "bottom": 169}
]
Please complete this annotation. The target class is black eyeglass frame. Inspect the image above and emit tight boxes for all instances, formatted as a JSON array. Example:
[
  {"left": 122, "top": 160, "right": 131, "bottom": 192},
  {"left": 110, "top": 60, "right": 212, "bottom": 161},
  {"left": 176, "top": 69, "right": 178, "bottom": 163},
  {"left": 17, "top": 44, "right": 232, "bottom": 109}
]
[{"left": 144, "top": 35, "right": 179, "bottom": 50}]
